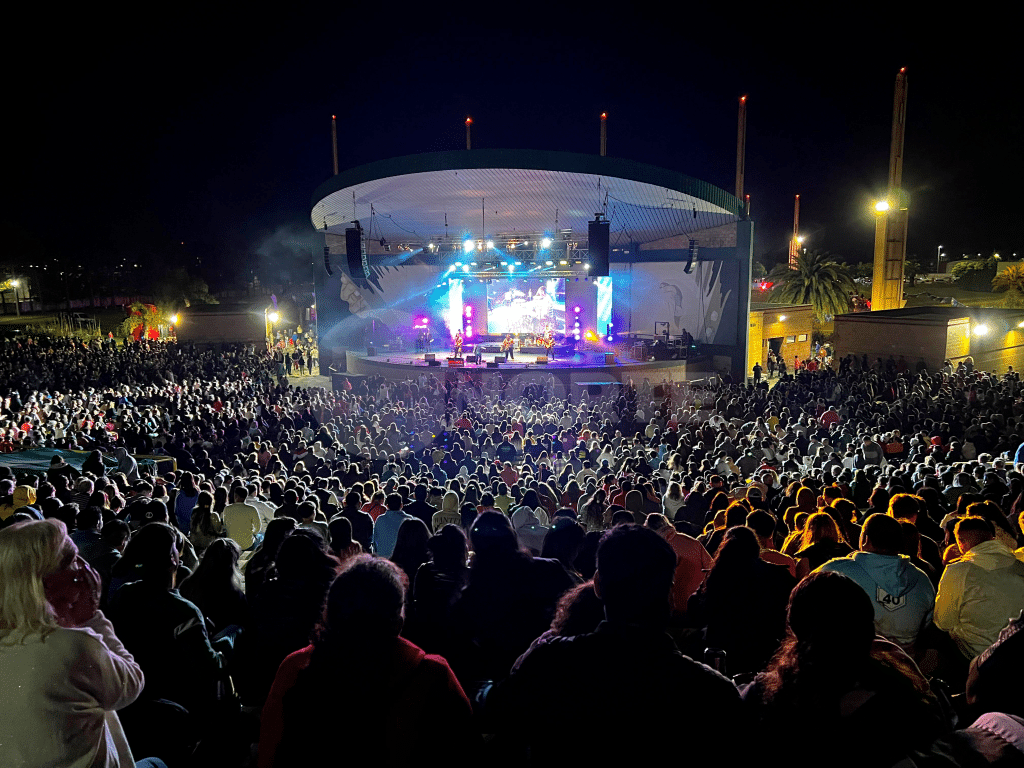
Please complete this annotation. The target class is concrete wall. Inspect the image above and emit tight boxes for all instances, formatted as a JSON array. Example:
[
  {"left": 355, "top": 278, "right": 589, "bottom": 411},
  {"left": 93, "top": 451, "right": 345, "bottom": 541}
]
[
  {"left": 177, "top": 311, "right": 267, "bottom": 346},
  {"left": 748, "top": 305, "right": 814, "bottom": 373},
  {"left": 833, "top": 315, "right": 949, "bottom": 371}
]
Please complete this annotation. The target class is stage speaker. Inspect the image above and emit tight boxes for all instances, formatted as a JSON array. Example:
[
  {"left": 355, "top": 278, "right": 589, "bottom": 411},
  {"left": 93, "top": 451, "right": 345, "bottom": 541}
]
[
  {"left": 424, "top": 353, "right": 436, "bottom": 361},
  {"left": 427, "top": 359, "right": 441, "bottom": 367},
  {"left": 346, "top": 225, "right": 363, "bottom": 278},
  {"left": 486, "top": 361, "right": 499, "bottom": 368},
  {"left": 588, "top": 215, "right": 610, "bottom": 277},
  {"left": 604, "top": 353, "right": 616, "bottom": 365},
  {"left": 466, "top": 354, "right": 479, "bottom": 363},
  {"left": 493, "top": 356, "right": 503, "bottom": 364},
  {"left": 323, "top": 245, "right": 333, "bottom": 275},
  {"left": 535, "top": 356, "right": 548, "bottom": 365},
  {"left": 366, "top": 346, "right": 376, "bottom": 357}
]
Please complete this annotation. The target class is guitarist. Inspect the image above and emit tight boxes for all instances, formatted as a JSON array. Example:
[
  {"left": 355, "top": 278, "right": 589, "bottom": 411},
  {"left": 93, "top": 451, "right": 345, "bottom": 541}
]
[{"left": 502, "top": 333, "right": 515, "bottom": 361}]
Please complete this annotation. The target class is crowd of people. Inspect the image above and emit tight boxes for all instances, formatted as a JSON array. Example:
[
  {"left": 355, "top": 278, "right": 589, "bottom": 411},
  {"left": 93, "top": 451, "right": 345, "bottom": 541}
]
[{"left": 1, "top": 336, "right": 1024, "bottom": 767}]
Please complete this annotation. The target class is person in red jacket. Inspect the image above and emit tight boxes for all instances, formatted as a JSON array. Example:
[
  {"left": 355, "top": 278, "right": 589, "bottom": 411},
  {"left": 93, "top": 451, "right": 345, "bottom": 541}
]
[{"left": 258, "top": 556, "right": 476, "bottom": 767}]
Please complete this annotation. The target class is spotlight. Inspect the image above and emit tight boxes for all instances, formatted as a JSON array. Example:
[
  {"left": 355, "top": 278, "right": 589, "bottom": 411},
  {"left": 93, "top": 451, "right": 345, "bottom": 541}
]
[
  {"left": 508, "top": 265, "right": 514, "bottom": 272},
  {"left": 545, "top": 260, "right": 553, "bottom": 266},
  {"left": 455, "top": 262, "right": 462, "bottom": 267},
  {"left": 463, "top": 239, "right": 474, "bottom": 253},
  {"left": 487, "top": 240, "right": 495, "bottom": 249},
  {"left": 542, "top": 237, "right": 552, "bottom": 248},
  {"left": 462, "top": 264, "right": 470, "bottom": 272},
  {"left": 974, "top": 324, "right": 989, "bottom": 336},
  {"left": 559, "top": 260, "right": 568, "bottom": 266},
  {"left": 584, "top": 263, "right": 590, "bottom": 270},
  {"left": 574, "top": 306, "right": 581, "bottom": 313}
]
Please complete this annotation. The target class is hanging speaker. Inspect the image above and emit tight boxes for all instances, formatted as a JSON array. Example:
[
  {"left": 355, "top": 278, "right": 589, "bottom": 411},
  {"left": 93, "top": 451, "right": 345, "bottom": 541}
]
[
  {"left": 323, "top": 245, "right": 333, "bottom": 275},
  {"left": 346, "top": 224, "right": 363, "bottom": 279},
  {"left": 588, "top": 215, "right": 610, "bottom": 277},
  {"left": 684, "top": 239, "right": 698, "bottom": 274}
]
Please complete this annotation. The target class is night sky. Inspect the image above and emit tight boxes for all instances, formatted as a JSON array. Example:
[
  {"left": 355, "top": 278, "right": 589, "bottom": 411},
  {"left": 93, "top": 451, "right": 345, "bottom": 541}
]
[{"left": 6, "top": 8, "right": 1018, "bottom": 291}]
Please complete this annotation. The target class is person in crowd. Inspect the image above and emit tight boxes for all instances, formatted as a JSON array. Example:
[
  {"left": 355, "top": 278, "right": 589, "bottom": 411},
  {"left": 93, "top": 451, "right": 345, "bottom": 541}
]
[
  {"left": 178, "top": 537, "right": 250, "bottom": 637},
  {"left": 644, "top": 512, "right": 712, "bottom": 617},
  {"left": 817, "top": 513, "right": 935, "bottom": 654},
  {"left": 688, "top": 525, "right": 795, "bottom": 676},
  {"left": 222, "top": 485, "right": 263, "bottom": 551},
  {"left": 934, "top": 515, "right": 1024, "bottom": 659},
  {"left": 0, "top": 518, "right": 162, "bottom": 768},
  {"left": 258, "top": 556, "right": 476, "bottom": 767},
  {"left": 794, "top": 511, "right": 853, "bottom": 577},
  {"left": 188, "top": 490, "right": 223, "bottom": 557},
  {"left": 490, "top": 524, "right": 746, "bottom": 765},
  {"left": 743, "top": 571, "right": 946, "bottom": 767}
]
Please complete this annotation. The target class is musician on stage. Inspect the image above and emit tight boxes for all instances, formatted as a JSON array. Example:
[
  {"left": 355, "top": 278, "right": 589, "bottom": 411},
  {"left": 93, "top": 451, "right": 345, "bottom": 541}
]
[
  {"left": 501, "top": 333, "right": 515, "bottom": 361},
  {"left": 544, "top": 329, "right": 556, "bottom": 361},
  {"left": 453, "top": 330, "right": 463, "bottom": 359}
]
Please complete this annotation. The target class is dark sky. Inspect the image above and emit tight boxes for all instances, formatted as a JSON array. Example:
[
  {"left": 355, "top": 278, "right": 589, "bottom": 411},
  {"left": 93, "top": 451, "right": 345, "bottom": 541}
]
[{"left": 7, "top": 7, "right": 1019, "bottom": 288}]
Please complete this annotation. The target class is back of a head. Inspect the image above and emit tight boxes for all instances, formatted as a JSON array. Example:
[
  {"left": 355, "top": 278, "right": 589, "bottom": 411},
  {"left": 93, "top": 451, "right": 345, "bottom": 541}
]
[
  {"left": 296, "top": 500, "right": 317, "bottom": 521},
  {"left": 745, "top": 509, "right": 776, "bottom": 539},
  {"left": 887, "top": 493, "right": 921, "bottom": 522},
  {"left": 724, "top": 501, "right": 748, "bottom": 528},
  {"left": 323, "top": 556, "right": 405, "bottom": 642},
  {"left": 470, "top": 510, "right": 520, "bottom": 562},
  {"left": 427, "top": 524, "right": 468, "bottom": 571},
  {"left": 275, "top": 532, "right": 335, "bottom": 581},
  {"left": 954, "top": 516, "right": 996, "bottom": 553},
  {"left": 860, "top": 513, "right": 903, "bottom": 555},
  {"left": 787, "top": 571, "right": 874, "bottom": 656},
  {"left": 803, "top": 511, "right": 842, "bottom": 547},
  {"left": 0, "top": 519, "right": 68, "bottom": 637},
  {"left": 644, "top": 513, "right": 670, "bottom": 533},
  {"left": 328, "top": 515, "right": 353, "bottom": 552},
  {"left": 121, "top": 522, "right": 177, "bottom": 584},
  {"left": 596, "top": 524, "right": 676, "bottom": 623}
]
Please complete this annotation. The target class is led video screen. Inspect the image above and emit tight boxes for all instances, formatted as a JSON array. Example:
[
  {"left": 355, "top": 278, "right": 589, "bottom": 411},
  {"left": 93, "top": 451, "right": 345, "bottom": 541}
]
[{"left": 486, "top": 278, "right": 565, "bottom": 334}]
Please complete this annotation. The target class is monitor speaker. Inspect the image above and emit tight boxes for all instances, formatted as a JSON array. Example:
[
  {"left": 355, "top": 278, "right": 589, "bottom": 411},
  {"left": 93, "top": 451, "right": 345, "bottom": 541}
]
[
  {"left": 535, "top": 356, "right": 548, "bottom": 364},
  {"left": 493, "top": 356, "right": 503, "bottom": 364},
  {"left": 604, "top": 352, "right": 616, "bottom": 365},
  {"left": 424, "top": 353, "right": 436, "bottom": 361},
  {"left": 427, "top": 359, "right": 441, "bottom": 367},
  {"left": 486, "top": 361, "right": 499, "bottom": 368}
]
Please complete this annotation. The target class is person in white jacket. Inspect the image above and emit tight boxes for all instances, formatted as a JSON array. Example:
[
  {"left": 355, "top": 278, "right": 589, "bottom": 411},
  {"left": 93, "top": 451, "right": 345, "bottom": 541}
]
[
  {"left": 0, "top": 519, "right": 161, "bottom": 768},
  {"left": 935, "top": 516, "right": 1024, "bottom": 659}
]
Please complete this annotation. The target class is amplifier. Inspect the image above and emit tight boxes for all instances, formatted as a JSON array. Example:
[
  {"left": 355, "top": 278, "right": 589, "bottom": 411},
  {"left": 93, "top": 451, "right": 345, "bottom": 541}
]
[
  {"left": 486, "top": 361, "right": 500, "bottom": 368},
  {"left": 604, "top": 353, "right": 616, "bottom": 365},
  {"left": 426, "top": 359, "right": 441, "bottom": 367},
  {"left": 494, "top": 356, "right": 504, "bottom": 364},
  {"left": 447, "top": 358, "right": 464, "bottom": 367}
]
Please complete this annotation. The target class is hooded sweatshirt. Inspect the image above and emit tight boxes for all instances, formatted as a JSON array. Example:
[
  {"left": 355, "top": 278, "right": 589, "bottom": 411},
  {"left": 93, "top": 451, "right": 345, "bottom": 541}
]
[
  {"left": 935, "top": 539, "right": 1024, "bottom": 659},
  {"left": 511, "top": 506, "right": 549, "bottom": 555},
  {"left": 0, "top": 485, "right": 38, "bottom": 521},
  {"left": 817, "top": 551, "right": 935, "bottom": 648}
]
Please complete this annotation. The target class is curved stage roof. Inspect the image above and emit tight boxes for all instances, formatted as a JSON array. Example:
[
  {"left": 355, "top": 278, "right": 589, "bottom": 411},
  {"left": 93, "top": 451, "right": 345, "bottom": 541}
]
[{"left": 311, "top": 149, "right": 741, "bottom": 248}]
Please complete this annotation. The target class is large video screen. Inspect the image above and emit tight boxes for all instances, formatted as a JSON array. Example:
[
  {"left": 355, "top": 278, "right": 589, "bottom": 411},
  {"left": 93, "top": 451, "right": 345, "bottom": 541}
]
[{"left": 486, "top": 278, "right": 565, "bottom": 334}]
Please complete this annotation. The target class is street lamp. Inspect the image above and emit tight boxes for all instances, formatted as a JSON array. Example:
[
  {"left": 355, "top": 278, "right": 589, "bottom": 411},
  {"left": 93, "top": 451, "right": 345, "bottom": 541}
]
[
  {"left": 874, "top": 200, "right": 890, "bottom": 213},
  {"left": 10, "top": 279, "right": 19, "bottom": 317},
  {"left": 936, "top": 245, "right": 944, "bottom": 274}
]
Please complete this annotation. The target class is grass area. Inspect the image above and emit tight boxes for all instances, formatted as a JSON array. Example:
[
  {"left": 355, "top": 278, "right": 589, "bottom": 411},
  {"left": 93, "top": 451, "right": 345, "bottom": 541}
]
[
  {"left": 0, "top": 309, "right": 128, "bottom": 335},
  {"left": 903, "top": 281, "right": 1004, "bottom": 308}
]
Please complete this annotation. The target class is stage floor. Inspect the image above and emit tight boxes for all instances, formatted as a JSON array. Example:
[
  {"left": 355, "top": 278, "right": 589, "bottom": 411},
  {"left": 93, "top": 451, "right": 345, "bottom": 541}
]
[{"left": 341, "top": 350, "right": 714, "bottom": 395}]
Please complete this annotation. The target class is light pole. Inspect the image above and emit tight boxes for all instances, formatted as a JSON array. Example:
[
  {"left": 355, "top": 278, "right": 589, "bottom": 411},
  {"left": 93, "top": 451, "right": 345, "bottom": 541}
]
[
  {"left": 936, "top": 245, "right": 944, "bottom": 274},
  {"left": 10, "top": 279, "right": 19, "bottom": 317}
]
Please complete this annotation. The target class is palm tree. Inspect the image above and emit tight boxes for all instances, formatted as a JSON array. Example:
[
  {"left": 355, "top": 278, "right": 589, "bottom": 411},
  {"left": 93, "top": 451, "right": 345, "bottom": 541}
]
[
  {"left": 992, "top": 264, "right": 1024, "bottom": 308},
  {"left": 766, "top": 251, "right": 856, "bottom": 321}
]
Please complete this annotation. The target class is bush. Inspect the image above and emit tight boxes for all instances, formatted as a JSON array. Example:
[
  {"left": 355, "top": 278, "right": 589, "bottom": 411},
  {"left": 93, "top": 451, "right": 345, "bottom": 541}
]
[{"left": 950, "top": 259, "right": 996, "bottom": 291}]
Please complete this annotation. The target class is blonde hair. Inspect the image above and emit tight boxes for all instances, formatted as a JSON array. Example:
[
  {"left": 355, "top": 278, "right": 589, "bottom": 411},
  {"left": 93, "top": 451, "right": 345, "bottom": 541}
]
[
  {"left": 801, "top": 511, "right": 844, "bottom": 549},
  {"left": 0, "top": 519, "right": 72, "bottom": 643}
]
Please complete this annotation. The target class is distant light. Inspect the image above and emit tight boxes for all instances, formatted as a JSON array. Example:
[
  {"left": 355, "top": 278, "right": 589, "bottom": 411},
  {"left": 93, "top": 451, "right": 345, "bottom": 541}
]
[
  {"left": 559, "top": 260, "right": 568, "bottom": 266},
  {"left": 584, "top": 263, "right": 590, "bottom": 270},
  {"left": 574, "top": 306, "right": 581, "bottom": 313},
  {"left": 463, "top": 239, "right": 474, "bottom": 253},
  {"left": 464, "top": 306, "right": 472, "bottom": 317},
  {"left": 269, "top": 312, "right": 280, "bottom": 323},
  {"left": 508, "top": 265, "right": 514, "bottom": 272},
  {"left": 462, "top": 264, "right": 470, "bottom": 272},
  {"left": 465, "top": 117, "right": 472, "bottom": 125},
  {"left": 607, "top": 336, "right": 613, "bottom": 342},
  {"left": 514, "top": 261, "right": 522, "bottom": 266},
  {"left": 487, "top": 241, "right": 495, "bottom": 249},
  {"left": 608, "top": 323, "right": 613, "bottom": 328},
  {"left": 541, "top": 238, "right": 552, "bottom": 248},
  {"left": 170, "top": 314, "right": 179, "bottom": 325},
  {"left": 1017, "top": 321, "right": 1024, "bottom": 328},
  {"left": 455, "top": 261, "right": 462, "bottom": 267},
  {"left": 875, "top": 200, "right": 890, "bottom": 212},
  {"left": 470, "top": 262, "right": 477, "bottom": 266},
  {"left": 974, "top": 324, "right": 989, "bottom": 336},
  {"left": 778, "top": 315, "right": 787, "bottom": 321},
  {"left": 796, "top": 236, "right": 805, "bottom": 244},
  {"left": 545, "top": 260, "right": 553, "bottom": 266}
]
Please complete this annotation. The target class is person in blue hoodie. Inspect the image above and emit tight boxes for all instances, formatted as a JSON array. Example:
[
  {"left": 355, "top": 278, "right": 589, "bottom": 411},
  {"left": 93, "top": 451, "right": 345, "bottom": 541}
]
[{"left": 816, "top": 513, "right": 935, "bottom": 653}]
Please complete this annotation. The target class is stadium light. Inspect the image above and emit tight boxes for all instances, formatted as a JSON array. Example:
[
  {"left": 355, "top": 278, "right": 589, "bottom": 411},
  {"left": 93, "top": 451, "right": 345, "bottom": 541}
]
[{"left": 874, "top": 200, "right": 890, "bottom": 213}]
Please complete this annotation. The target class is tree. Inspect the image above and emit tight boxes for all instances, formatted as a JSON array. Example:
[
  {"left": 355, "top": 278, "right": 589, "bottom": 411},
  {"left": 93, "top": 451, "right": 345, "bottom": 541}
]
[
  {"left": 992, "top": 264, "right": 1024, "bottom": 293},
  {"left": 766, "top": 250, "right": 856, "bottom": 321},
  {"left": 155, "top": 267, "right": 218, "bottom": 307}
]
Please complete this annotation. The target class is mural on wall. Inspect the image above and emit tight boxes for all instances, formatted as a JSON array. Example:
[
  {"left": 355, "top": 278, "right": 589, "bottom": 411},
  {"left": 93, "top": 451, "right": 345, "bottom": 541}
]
[{"left": 611, "top": 259, "right": 738, "bottom": 345}]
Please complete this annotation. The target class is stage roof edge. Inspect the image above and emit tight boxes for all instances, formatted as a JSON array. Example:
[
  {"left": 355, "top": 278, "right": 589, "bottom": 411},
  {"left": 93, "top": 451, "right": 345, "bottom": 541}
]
[{"left": 311, "top": 149, "right": 742, "bottom": 216}]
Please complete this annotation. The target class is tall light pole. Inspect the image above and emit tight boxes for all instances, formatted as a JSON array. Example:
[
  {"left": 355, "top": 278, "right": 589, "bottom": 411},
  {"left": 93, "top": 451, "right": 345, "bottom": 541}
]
[
  {"left": 871, "top": 68, "right": 910, "bottom": 312},
  {"left": 10, "top": 279, "right": 19, "bottom": 317},
  {"left": 936, "top": 245, "right": 944, "bottom": 274}
]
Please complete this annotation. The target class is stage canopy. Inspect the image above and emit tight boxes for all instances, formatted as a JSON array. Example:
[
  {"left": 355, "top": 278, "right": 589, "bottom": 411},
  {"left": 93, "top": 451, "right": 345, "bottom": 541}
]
[{"left": 311, "top": 149, "right": 742, "bottom": 249}]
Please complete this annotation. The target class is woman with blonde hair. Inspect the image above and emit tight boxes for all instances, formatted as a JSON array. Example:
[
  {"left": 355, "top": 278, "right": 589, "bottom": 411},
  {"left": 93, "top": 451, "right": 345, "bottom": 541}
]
[
  {"left": 794, "top": 511, "right": 852, "bottom": 578},
  {"left": 0, "top": 518, "right": 159, "bottom": 767}
]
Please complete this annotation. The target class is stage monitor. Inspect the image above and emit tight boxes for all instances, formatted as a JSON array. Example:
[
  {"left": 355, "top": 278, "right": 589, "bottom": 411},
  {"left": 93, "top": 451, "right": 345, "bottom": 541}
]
[{"left": 486, "top": 278, "right": 565, "bottom": 335}]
